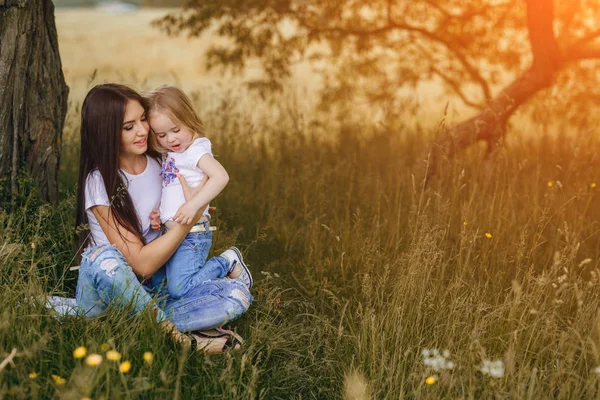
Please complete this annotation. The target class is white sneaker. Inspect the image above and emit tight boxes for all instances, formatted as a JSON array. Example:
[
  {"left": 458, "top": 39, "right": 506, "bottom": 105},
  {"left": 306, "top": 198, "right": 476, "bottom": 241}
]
[{"left": 220, "top": 246, "right": 253, "bottom": 289}]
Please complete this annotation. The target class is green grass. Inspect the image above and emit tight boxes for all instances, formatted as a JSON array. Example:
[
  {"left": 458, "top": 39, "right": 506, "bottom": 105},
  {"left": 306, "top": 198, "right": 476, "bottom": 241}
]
[{"left": 1, "top": 91, "right": 600, "bottom": 399}]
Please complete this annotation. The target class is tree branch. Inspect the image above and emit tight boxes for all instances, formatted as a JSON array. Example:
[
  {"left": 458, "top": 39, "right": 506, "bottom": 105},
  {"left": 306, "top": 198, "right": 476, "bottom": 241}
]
[
  {"left": 430, "top": 66, "right": 486, "bottom": 110},
  {"left": 299, "top": 18, "right": 492, "bottom": 103},
  {"left": 569, "top": 29, "right": 600, "bottom": 50},
  {"left": 564, "top": 42, "right": 600, "bottom": 61},
  {"left": 421, "top": 0, "right": 450, "bottom": 17}
]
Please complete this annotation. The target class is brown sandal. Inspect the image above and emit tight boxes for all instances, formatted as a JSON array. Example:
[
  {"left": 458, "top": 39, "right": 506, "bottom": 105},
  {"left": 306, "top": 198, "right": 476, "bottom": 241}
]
[{"left": 192, "top": 328, "right": 244, "bottom": 352}]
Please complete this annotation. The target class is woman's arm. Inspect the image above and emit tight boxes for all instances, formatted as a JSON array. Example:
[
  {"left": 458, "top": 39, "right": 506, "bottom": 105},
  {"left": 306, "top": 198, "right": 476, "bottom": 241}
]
[
  {"left": 172, "top": 155, "right": 229, "bottom": 225},
  {"left": 92, "top": 175, "right": 208, "bottom": 278}
]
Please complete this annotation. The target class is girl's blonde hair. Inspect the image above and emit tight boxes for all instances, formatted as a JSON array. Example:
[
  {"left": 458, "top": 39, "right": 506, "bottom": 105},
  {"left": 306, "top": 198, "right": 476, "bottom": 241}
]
[{"left": 145, "top": 85, "right": 204, "bottom": 153}]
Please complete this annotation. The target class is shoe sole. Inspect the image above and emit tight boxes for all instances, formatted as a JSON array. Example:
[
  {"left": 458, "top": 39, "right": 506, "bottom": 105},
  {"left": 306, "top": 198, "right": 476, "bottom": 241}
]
[{"left": 230, "top": 246, "right": 253, "bottom": 289}]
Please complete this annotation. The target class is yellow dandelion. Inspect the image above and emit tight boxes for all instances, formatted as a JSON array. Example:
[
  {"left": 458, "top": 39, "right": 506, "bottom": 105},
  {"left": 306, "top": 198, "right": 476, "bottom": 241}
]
[
  {"left": 73, "top": 346, "right": 87, "bottom": 359},
  {"left": 485, "top": 233, "right": 492, "bottom": 239},
  {"left": 106, "top": 350, "right": 121, "bottom": 361},
  {"left": 85, "top": 353, "right": 103, "bottom": 367},
  {"left": 547, "top": 181, "right": 553, "bottom": 188},
  {"left": 143, "top": 351, "right": 153, "bottom": 365},
  {"left": 51, "top": 374, "right": 66, "bottom": 385},
  {"left": 100, "top": 343, "right": 111, "bottom": 352},
  {"left": 425, "top": 375, "right": 437, "bottom": 385},
  {"left": 28, "top": 372, "right": 38, "bottom": 379},
  {"left": 591, "top": 183, "right": 597, "bottom": 189},
  {"left": 119, "top": 361, "right": 132, "bottom": 374}
]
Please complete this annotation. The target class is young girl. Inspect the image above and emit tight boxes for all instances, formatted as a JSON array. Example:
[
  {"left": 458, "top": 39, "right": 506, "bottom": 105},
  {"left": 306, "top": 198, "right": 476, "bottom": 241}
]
[{"left": 146, "top": 85, "right": 252, "bottom": 299}]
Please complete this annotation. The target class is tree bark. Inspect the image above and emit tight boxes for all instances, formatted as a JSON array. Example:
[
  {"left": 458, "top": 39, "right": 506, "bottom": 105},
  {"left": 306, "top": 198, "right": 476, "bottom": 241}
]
[{"left": 0, "top": 0, "right": 69, "bottom": 202}]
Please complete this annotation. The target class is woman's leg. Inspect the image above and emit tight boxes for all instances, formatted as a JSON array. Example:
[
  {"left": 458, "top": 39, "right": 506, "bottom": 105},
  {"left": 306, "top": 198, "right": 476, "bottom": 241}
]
[
  {"left": 76, "top": 245, "right": 166, "bottom": 322},
  {"left": 76, "top": 245, "right": 240, "bottom": 353},
  {"left": 164, "top": 279, "right": 253, "bottom": 332}
]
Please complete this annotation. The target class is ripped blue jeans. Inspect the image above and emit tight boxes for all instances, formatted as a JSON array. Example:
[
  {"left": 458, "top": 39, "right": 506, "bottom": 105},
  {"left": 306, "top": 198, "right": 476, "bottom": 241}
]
[
  {"left": 151, "top": 228, "right": 231, "bottom": 299},
  {"left": 76, "top": 245, "right": 252, "bottom": 331}
]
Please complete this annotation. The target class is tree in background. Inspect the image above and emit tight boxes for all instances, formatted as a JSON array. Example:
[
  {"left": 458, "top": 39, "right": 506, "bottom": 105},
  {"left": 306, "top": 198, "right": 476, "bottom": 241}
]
[
  {"left": 0, "top": 0, "right": 69, "bottom": 202},
  {"left": 156, "top": 0, "right": 600, "bottom": 174}
]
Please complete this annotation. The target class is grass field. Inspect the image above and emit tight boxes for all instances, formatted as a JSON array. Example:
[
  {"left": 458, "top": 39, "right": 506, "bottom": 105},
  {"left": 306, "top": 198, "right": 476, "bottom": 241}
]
[{"left": 0, "top": 7, "right": 599, "bottom": 400}]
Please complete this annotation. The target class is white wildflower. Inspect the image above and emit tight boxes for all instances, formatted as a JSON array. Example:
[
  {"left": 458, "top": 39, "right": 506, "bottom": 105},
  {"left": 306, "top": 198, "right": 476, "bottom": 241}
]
[
  {"left": 479, "top": 360, "right": 504, "bottom": 378},
  {"left": 260, "top": 271, "right": 272, "bottom": 279},
  {"left": 422, "top": 348, "right": 455, "bottom": 371}
]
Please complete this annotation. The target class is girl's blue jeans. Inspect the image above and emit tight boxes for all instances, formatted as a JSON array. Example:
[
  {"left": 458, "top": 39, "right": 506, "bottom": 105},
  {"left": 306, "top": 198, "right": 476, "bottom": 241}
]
[
  {"left": 151, "top": 227, "right": 230, "bottom": 299},
  {"left": 75, "top": 244, "right": 252, "bottom": 332}
]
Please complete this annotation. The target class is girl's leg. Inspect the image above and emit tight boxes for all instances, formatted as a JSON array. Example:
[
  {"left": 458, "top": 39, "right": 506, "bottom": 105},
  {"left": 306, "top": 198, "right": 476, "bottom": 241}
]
[
  {"left": 76, "top": 245, "right": 166, "bottom": 322},
  {"left": 163, "top": 279, "right": 252, "bottom": 332},
  {"left": 166, "top": 230, "right": 229, "bottom": 299},
  {"left": 150, "top": 264, "right": 168, "bottom": 301}
]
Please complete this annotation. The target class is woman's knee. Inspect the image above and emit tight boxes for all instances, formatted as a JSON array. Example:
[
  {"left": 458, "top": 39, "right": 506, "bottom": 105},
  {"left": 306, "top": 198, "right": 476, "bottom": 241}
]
[
  {"left": 81, "top": 245, "right": 125, "bottom": 274},
  {"left": 80, "top": 245, "right": 137, "bottom": 288}
]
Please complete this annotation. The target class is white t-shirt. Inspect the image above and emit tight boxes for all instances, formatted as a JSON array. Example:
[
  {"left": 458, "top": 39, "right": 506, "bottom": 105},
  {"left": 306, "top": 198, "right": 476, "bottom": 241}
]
[
  {"left": 84, "top": 155, "right": 162, "bottom": 248},
  {"left": 159, "top": 137, "right": 212, "bottom": 223}
]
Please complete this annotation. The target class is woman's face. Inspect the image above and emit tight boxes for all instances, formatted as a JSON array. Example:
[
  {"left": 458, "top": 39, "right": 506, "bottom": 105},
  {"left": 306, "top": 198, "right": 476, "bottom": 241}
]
[{"left": 120, "top": 99, "right": 149, "bottom": 157}]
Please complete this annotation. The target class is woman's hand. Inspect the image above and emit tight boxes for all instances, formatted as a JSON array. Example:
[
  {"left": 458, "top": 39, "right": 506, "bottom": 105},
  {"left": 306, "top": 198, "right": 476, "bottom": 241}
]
[
  {"left": 177, "top": 173, "right": 208, "bottom": 202},
  {"left": 173, "top": 202, "right": 198, "bottom": 225},
  {"left": 176, "top": 173, "right": 209, "bottom": 224}
]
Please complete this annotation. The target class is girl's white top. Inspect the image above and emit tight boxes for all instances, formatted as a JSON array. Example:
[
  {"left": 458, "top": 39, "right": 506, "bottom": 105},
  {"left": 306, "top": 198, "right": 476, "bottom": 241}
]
[
  {"left": 159, "top": 137, "right": 212, "bottom": 223},
  {"left": 84, "top": 155, "right": 162, "bottom": 248}
]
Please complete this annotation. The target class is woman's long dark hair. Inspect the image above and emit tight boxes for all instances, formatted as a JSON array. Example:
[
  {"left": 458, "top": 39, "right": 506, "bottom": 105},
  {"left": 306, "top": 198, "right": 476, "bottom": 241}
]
[{"left": 75, "top": 83, "right": 160, "bottom": 255}]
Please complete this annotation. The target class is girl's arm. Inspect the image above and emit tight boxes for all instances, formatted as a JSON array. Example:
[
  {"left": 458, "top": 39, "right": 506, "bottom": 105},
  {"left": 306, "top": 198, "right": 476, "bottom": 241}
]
[
  {"left": 173, "top": 155, "right": 229, "bottom": 224},
  {"left": 92, "top": 176, "right": 208, "bottom": 278}
]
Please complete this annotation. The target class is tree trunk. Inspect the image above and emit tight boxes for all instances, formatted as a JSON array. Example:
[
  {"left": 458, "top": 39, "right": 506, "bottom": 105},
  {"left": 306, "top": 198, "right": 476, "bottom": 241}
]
[
  {"left": 0, "top": 0, "right": 69, "bottom": 203},
  {"left": 428, "top": 65, "right": 556, "bottom": 167},
  {"left": 425, "top": 0, "right": 562, "bottom": 182}
]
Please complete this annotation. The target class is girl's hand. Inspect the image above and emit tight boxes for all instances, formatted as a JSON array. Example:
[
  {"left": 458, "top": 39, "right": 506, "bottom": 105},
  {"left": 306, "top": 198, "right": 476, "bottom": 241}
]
[{"left": 150, "top": 209, "right": 161, "bottom": 230}]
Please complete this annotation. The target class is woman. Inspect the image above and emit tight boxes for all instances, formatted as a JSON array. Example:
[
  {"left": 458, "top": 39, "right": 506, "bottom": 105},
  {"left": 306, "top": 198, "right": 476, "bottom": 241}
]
[{"left": 74, "top": 83, "right": 252, "bottom": 352}]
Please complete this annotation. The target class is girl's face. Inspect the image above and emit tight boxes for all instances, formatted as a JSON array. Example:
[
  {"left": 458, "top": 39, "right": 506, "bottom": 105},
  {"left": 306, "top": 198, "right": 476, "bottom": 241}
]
[
  {"left": 149, "top": 111, "right": 195, "bottom": 153},
  {"left": 120, "top": 99, "right": 149, "bottom": 157}
]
